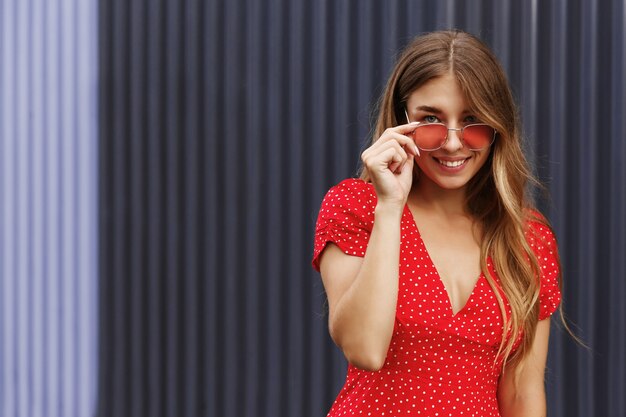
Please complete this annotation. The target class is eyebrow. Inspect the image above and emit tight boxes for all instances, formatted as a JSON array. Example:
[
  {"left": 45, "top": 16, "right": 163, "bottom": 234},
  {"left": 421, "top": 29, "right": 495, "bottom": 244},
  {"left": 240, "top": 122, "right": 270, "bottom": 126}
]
[
  {"left": 414, "top": 105, "right": 443, "bottom": 114},
  {"left": 413, "top": 105, "right": 473, "bottom": 115}
]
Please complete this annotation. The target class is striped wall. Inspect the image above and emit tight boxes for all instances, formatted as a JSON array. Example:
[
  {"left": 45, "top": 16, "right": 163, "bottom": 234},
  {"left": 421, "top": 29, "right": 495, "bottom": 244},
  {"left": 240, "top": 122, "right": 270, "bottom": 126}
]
[
  {"left": 1, "top": 0, "right": 625, "bottom": 416},
  {"left": 98, "top": 0, "right": 626, "bottom": 416},
  {"left": 0, "top": 0, "right": 99, "bottom": 416}
]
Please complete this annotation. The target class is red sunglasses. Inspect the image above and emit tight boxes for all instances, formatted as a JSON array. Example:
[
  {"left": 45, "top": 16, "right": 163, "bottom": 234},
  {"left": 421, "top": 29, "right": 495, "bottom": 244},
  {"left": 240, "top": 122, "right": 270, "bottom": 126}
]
[{"left": 405, "top": 109, "right": 496, "bottom": 151}]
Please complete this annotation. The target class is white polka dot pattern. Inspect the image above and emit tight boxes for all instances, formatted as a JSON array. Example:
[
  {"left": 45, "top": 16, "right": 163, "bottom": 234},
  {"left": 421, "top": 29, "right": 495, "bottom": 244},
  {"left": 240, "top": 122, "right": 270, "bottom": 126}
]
[{"left": 312, "top": 179, "right": 562, "bottom": 416}]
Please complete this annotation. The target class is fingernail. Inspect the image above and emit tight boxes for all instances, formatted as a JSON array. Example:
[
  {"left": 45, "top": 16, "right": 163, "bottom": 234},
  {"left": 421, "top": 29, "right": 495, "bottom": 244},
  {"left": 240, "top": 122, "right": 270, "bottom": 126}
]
[{"left": 414, "top": 145, "right": 420, "bottom": 156}]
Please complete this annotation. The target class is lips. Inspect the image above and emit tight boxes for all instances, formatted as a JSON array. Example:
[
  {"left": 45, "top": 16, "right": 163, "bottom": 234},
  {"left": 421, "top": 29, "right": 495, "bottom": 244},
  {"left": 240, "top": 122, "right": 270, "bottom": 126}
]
[{"left": 433, "top": 157, "right": 470, "bottom": 168}]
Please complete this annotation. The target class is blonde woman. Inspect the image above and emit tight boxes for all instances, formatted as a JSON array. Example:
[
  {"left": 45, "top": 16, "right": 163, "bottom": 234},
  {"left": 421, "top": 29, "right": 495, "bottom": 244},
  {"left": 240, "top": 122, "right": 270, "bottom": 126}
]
[{"left": 312, "top": 30, "right": 562, "bottom": 416}]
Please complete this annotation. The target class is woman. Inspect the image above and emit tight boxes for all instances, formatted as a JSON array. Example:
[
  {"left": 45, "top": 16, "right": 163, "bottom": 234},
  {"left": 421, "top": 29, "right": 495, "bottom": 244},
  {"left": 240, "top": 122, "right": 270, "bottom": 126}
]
[{"left": 312, "top": 30, "right": 562, "bottom": 416}]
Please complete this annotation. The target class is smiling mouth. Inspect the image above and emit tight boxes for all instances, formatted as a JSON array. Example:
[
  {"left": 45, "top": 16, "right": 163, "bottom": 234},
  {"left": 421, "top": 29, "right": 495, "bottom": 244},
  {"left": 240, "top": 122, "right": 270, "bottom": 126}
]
[{"left": 434, "top": 157, "right": 470, "bottom": 168}]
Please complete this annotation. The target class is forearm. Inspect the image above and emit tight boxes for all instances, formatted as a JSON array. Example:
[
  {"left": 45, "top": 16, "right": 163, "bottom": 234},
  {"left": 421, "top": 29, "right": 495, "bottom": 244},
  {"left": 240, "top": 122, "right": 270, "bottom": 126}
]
[
  {"left": 330, "top": 203, "right": 403, "bottom": 370},
  {"left": 498, "top": 389, "right": 546, "bottom": 417},
  {"left": 498, "top": 319, "right": 551, "bottom": 417}
]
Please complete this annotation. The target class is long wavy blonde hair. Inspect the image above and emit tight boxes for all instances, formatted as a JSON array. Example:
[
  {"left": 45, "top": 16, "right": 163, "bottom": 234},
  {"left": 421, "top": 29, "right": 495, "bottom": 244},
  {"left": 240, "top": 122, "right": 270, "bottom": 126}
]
[{"left": 360, "top": 30, "right": 562, "bottom": 370}]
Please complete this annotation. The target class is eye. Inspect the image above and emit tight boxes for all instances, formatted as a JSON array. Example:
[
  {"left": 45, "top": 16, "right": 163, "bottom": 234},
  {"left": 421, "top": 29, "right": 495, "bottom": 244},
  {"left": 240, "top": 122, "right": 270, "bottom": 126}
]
[
  {"left": 464, "top": 115, "right": 479, "bottom": 124},
  {"left": 424, "top": 115, "right": 440, "bottom": 123}
]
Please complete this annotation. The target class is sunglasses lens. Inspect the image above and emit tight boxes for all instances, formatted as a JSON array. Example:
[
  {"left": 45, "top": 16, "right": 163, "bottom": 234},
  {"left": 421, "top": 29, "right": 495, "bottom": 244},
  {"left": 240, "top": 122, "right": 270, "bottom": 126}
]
[
  {"left": 413, "top": 124, "right": 447, "bottom": 150},
  {"left": 463, "top": 125, "right": 495, "bottom": 149}
]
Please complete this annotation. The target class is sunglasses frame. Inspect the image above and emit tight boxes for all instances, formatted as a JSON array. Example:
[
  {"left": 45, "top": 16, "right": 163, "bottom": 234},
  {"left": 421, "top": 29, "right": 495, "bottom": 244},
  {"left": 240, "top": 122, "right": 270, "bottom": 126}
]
[{"left": 404, "top": 108, "right": 497, "bottom": 151}]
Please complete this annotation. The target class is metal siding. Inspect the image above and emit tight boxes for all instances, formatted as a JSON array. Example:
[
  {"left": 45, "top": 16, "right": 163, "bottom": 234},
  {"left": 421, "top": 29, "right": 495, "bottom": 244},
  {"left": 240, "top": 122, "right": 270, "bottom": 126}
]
[
  {"left": 0, "top": 0, "right": 99, "bottom": 416},
  {"left": 98, "top": 0, "right": 626, "bottom": 416}
]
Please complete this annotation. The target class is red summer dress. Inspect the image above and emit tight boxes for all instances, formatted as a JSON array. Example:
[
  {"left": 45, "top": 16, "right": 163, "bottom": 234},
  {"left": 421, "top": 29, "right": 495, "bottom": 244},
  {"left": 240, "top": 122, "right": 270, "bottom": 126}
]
[{"left": 312, "top": 179, "right": 561, "bottom": 417}]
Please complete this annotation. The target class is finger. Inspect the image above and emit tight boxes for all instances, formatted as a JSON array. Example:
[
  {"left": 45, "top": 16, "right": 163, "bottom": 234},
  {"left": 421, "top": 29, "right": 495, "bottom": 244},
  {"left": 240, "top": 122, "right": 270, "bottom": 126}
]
[
  {"left": 389, "top": 161, "right": 402, "bottom": 174},
  {"left": 374, "top": 130, "right": 420, "bottom": 157},
  {"left": 369, "top": 147, "right": 398, "bottom": 172},
  {"left": 387, "top": 151, "right": 408, "bottom": 174},
  {"left": 373, "top": 147, "right": 404, "bottom": 173},
  {"left": 394, "top": 132, "right": 420, "bottom": 157},
  {"left": 389, "top": 140, "right": 409, "bottom": 162},
  {"left": 396, "top": 159, "right": 406, "bottom": 174},
  {"left": 380, "top": 139, "right": 409, "bottom": 160},
  {"left": 405, "top": 141, "right": 420, "bottom": 157},
  {"left": 398, "top": 153, "right": 414, "bottom": 175},
  {"left": 393, "top": 123, "right": 423, "bottom": 156},
  {"left": 396, "top": 120, "right": 419, "bottom": 130},
  {"left": 388, "top": 149, "right": 406, "bottom": 173},
  {"left": 365, "top": 140, "right": 408, "bottom": 166}
]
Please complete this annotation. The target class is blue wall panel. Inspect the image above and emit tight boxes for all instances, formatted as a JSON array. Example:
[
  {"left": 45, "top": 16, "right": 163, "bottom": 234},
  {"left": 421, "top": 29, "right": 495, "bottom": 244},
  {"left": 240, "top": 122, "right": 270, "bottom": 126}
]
[{"left": 0, "top": 0, "right": 99, "bottom": 416}]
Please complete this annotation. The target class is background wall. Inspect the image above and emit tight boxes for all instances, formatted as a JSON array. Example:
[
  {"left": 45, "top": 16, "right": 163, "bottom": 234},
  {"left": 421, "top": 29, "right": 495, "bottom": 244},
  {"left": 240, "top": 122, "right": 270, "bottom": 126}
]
[
  {"left": 96, "top": 0, "right": 625, "bottom": 416},
  {"left": 0, "top": 0, "right": 99, "bottom": 416}
]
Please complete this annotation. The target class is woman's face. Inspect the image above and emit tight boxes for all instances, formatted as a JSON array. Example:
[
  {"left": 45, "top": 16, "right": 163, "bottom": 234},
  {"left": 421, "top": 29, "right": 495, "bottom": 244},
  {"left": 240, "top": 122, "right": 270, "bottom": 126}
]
[{"left": 405, "top": 74, "right": 493, "bottom": 191}]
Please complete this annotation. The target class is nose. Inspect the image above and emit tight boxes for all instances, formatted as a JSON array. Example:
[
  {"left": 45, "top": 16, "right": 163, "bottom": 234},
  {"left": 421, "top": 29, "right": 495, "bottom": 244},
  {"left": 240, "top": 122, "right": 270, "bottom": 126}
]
[{"left": 442, "top": 127, "right": 464, "bottom": 152}]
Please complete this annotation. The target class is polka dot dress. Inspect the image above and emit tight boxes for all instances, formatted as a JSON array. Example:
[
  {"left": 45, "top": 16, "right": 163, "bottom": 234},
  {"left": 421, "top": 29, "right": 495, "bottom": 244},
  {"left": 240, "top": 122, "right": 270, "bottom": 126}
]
[{"left": 312, "top": 179, "right": 561, "bottom": 417}]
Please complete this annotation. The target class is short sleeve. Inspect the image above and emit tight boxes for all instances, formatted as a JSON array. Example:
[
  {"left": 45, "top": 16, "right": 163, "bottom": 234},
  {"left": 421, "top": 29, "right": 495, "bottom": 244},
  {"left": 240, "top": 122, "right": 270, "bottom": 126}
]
[
  {"left": 311, "top": 179, "right": 377, "bottom": 271},
  {"left": 527, "top": 217, "right": 562, "bottom": 320}
]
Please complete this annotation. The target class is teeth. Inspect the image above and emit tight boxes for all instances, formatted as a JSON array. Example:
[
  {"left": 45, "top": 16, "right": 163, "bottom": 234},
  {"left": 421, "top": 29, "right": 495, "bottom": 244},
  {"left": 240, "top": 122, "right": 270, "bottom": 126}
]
[{"left": 438, "top": 159, "right": 466, "bottom": 167}]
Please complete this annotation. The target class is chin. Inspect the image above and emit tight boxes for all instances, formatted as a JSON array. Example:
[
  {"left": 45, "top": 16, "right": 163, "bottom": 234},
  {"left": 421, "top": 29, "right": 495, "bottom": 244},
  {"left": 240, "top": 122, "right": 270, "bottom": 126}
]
[
  {"left": 416, "top": 170, "right": 473, "bottom": 190},
  {"left": 435, "top": 179, "right": 471, "bottom": 190}
]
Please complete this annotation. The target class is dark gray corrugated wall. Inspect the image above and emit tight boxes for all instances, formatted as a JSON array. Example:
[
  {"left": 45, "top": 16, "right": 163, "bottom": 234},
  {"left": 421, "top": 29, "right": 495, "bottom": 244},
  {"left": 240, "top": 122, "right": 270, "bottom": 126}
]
[{"left": 98, "top": 1, "right": 626, "bottom": 416}]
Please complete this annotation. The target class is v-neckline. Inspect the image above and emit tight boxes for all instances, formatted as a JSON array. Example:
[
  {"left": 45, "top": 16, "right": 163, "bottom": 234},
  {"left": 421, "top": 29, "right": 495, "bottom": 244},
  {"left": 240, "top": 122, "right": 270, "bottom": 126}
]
[{"left": 403, "top": 204, "right": 484, "bottom": 318}]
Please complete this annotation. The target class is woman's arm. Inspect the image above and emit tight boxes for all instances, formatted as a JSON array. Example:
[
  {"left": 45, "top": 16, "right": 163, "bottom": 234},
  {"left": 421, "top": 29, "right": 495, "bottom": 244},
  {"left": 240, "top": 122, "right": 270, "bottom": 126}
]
[
  {"left": 497, "top": 318, "right": 552, "bottom": 417},
  {"left": 319, "top": 203, "right": 403, "bottom": 371},
  {"left": 318, "top": 124, "right": 419, "bottom": 371}
]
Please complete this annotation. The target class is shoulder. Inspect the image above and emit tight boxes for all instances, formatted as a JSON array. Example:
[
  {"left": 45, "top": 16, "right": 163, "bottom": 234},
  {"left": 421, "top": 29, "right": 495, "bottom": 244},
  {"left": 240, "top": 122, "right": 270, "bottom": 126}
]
[
  {"left": 312, "top": 179, "right": 377, "bottom": 271},
  {"left": 523, "top": 209, "right": 558, "bottom": 255},
  {"left": 319, "top": 178, "right": 377, "bottom": 213},
  {"left": 325, "top": 178, "right": 376, "bottom": 200},
  {"left": 523, "top": 209, "right": 562, "bottom": 320}
]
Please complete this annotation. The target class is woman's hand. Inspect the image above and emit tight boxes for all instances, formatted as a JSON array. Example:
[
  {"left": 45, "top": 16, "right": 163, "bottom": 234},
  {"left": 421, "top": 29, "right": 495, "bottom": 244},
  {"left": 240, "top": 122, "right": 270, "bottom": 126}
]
[{"left": 361, "top": 123, "right": 420, "bottom": 207}]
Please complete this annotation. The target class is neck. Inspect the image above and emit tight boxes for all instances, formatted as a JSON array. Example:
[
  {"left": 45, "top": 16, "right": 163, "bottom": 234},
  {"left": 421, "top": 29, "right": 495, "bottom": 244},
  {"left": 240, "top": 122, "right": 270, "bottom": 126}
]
[{"left": 409, "top": 178, "right": 468, "bottom": 218}]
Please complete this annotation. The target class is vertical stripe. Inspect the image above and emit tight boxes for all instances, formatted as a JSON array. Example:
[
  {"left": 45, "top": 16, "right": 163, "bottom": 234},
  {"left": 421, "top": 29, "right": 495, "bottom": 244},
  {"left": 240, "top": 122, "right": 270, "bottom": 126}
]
[
  {"left": 0, "top": 0, "right": 98, "bottom": 417},
  {"left": 97, "top": 1, "right": 626, "bottom": 416}
]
